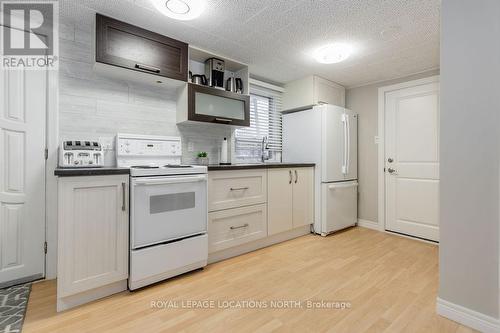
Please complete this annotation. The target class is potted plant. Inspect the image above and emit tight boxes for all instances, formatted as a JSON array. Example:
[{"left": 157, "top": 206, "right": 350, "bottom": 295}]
[{"left": 197, "top": 152, "right": 209, "bottom": 165}]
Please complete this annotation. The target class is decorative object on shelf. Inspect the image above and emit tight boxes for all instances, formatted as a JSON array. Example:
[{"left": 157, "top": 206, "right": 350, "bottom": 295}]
[{"left": 197, "top": 151, "right": 209, "bottom": 165}]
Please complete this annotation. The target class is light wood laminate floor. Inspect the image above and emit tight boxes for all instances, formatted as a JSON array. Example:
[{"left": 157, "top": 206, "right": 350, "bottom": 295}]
[{"left": 24, "top": 227, "right": 476, "bottom": 333}]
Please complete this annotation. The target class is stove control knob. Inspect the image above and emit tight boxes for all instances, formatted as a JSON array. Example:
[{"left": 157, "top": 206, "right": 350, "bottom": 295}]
[{"left": 74, "top": 160, "right": 79, "bottom": 165}]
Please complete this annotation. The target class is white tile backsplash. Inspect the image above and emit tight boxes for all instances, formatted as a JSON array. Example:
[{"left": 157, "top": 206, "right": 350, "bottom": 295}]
[{"left": 59, "top": 10, "right": 230, "bottom": 166}]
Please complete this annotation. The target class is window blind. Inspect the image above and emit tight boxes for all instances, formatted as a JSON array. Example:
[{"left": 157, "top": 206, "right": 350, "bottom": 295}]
[{"left": 234, "top": 84, "right": 283, "bottom": 162}]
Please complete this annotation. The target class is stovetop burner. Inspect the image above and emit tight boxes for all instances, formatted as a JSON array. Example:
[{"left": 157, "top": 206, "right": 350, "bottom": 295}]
[{"left": 164, "top": 164, "right": 193, "bottom": 168}]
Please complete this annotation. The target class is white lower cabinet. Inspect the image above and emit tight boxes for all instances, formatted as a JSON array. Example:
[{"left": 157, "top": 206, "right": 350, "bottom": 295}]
[
  {"left": 268, "top": 168, "right": 314, "bottom": 235},
  {"left": 208, "top": 167, "right": 314, "bottom": 254},
  {"left": 57, "top": 175, "right": 129, "bottom": 311},
  {"left": 208, "top": 204, "right": 267, "bottom": 253},
  {"left": 267, "top": 169, "right": 293, "bottom": 235},
  {"left": 292, "top": 168, "right": 315, "bottom": 228}
]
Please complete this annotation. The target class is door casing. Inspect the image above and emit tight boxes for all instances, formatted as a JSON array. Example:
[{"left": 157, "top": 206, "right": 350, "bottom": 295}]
[{"left": 0, "top": 22, "right": 60, "bottom": 281}]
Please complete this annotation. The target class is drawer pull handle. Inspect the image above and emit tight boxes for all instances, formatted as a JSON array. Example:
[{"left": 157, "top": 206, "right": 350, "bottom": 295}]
[
  {"left": 230, "top": 223, "right": 249, "bottom": 230},
  {"left": 135, "top": 63, "right": 161, "bottom": 73},
  {"left": 294, "top": 170, "right": 298, "bottom": 183},
  {"left": 230, "top": 187, "right": 249, "bottom": 191},
  {"left": 289, "top": 170, "right": 292, "bottom": 184}
]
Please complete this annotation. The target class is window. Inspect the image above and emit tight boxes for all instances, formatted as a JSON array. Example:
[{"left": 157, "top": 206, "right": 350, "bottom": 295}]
[{"left": 234, "top": 84, "right": 283, "bottom": 163}]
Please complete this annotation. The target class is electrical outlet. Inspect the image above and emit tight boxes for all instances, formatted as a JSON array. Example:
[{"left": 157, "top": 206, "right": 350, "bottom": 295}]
[
  {"left": 99, "top": 137, "right": 114, "bottom": 150},
  {"left": 187, "top": 142, "right": 194, "bottom": 152},
  {"left": 374, "top": 136, "right": 380, "bottom": 144}
]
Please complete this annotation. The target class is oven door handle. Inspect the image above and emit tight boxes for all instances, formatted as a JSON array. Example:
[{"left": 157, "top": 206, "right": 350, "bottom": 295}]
[{"left": 133, "top": 175, "right": 207, "bottom": 186}]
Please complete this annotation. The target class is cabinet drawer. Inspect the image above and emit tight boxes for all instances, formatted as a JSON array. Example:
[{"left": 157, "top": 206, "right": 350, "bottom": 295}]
[
  {"left": 95, "top": 14, "right": 188, "bottom": 81},
  {"left": 208, "top": 170, "right": 267, "bottom": 211},
  {"left": 208, "top": 204, "right": 267, "bottom": 253}
]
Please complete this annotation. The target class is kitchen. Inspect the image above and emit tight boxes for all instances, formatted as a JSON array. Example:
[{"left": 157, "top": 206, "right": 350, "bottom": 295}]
[{"left": 0, "top": 1, "right": 498, "bottom": 333}]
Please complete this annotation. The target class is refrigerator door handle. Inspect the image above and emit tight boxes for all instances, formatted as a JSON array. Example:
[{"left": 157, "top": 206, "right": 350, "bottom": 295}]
[
  {"left": 341, "top": 114, "right": 348, "bottom": 175},
  {"left": 346, "top": 113, "right": 350, "bottom": 175}
]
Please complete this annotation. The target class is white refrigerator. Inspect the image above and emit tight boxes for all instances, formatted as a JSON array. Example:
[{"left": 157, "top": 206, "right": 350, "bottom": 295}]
[{"left": 283, "top": 104, "right": 358, "bottom": 235}]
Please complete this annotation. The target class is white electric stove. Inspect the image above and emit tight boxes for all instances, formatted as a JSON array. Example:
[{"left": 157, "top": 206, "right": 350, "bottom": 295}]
[{"left": 116, "top": 133, "right": 208, "bottom": 290}]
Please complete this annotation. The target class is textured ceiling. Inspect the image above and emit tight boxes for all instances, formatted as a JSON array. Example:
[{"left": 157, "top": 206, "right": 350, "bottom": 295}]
[{"left": 60, "top": 0, "right": 440, "bottom": 87}]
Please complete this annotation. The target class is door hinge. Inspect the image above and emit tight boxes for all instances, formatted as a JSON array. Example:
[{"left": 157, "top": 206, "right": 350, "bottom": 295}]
[
  {"left": 44, "top": 148, "right": 48, "bottom": 160},
  {"left": 44, "top": 242, "right": 47, "bottom": 254}
]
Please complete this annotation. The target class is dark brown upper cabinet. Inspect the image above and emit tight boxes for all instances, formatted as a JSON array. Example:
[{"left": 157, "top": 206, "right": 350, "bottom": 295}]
[
  {"left": 181, "top": 84, "right": 250, "bottom": 127},
  {"left": 95, "top": 14, "right": 188, "bottom": 82}
]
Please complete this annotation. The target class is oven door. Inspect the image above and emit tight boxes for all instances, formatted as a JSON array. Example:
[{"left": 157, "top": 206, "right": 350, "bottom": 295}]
[{"left": 131, "top": 174, "right": 207, "bottom": 249}]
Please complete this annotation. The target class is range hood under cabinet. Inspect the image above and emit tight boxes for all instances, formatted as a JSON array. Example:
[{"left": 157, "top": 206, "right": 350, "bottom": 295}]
[{"left": 176, "top": 83, "right": 250, "bottom": 126}]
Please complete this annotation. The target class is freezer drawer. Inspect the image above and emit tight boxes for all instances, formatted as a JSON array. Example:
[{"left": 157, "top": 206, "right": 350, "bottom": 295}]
[{"left": 321, "top": 181, "right": 358, "bottom": 235}]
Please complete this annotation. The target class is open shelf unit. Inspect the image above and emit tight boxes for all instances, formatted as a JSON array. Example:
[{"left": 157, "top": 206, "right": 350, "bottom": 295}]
[{"left": 176, "top": 46, "right": 251, "bottom": 126}]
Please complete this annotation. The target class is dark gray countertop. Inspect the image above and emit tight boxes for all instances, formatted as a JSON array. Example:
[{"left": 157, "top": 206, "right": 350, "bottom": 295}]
[
  {"left": 207, "top": 163, "right": 315, "bottom": 171},
  {"left": 54, "top": 167, "right": 130, "bottom": 177},
  {"left": 54, "top": 163, "right": 315, "bottom": 176}
]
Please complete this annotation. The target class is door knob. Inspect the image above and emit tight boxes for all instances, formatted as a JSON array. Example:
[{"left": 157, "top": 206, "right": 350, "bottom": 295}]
[
  {"left": 387, "top": 158, "right": 394, "bottom": 163},
  {"left": 388, "top": 168, "right": 397, "bottom": 174}
]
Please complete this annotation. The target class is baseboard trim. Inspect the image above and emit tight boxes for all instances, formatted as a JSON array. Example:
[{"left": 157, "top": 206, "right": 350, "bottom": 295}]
[
  {"left": 357, "top": 219, "right": 380, "bottom": 231},
  {"left": 0, "top": 273, "right": 43, "bottom": 289},
  {"left": 57, "top": 280, "right": 127, "bottom": 312},
  {"left": 436, "top": 297, "right": 500, "bottom": 333}
]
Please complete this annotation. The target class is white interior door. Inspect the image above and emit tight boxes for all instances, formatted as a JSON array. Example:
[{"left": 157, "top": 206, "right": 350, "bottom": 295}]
[
  {"left": 385, "top": 81, "right": 440, "bottom": 241},
  {"left": 0, "top": 59, "right": 47, "bottom": 287}
]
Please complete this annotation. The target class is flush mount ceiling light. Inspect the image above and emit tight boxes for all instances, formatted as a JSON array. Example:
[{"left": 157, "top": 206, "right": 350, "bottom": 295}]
[
  {"left": 151, "top": 0, "right": 205, "bottom": 20},
  {"left": 313, "top": 43, "right": 353, "bottom": 64}
]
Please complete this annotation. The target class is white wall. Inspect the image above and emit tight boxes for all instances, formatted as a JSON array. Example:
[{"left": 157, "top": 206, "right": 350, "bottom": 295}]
[
  {"left": 345, "top": 70, "right": 439, "bottom": 224},
  {"left": 439, "top": 0, "right": 500, "bottom": 325},
  {"left": 58, "top": 7, "right": 231, "bottom": 165}
]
